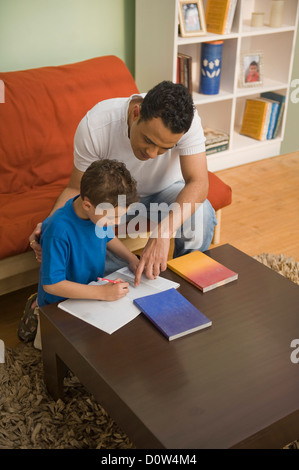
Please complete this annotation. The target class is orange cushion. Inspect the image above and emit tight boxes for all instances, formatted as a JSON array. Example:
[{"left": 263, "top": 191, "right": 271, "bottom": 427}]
[
  {"left": 0, "top": 56, "right": 139, "bottom": 259},
  {"left": 0, "top": 55, "right": 138, "bottom": 194},
  {"left": 207, "top": 171, "right": 232, "bottom": 211},
  {"left": 0, "top": 182, "right": 68, "bottom": 258}
]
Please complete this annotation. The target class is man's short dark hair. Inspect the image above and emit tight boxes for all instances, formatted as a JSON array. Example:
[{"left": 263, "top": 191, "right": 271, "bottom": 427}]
[
  {"left": 139, "top": 81, "right": 195, "bottom": 134},
  {"left": 80, "top": 159, "right": 138, "bottom": 208}
]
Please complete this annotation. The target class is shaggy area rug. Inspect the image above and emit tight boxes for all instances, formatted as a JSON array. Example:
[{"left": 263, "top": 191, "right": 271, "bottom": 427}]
[
  {"left": 0, "top": 345, "right": 134, "bottom": 450},
  {"left": 1, "top": 253, "right": 298, "bottom": 449}
]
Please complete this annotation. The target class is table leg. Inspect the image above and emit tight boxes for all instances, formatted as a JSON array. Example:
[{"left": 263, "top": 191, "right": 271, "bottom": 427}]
[
  {"left": 40, "top": 312, "right": 68, "bottom": 400},
  {"left": 42, "top": 349, "right": 67, "bottom": 400}
]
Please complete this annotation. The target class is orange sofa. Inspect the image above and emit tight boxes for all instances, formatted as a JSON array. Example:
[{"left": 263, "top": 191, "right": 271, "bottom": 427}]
[{"left": 0, "top": 55, "right": 231, "bottom": 294}]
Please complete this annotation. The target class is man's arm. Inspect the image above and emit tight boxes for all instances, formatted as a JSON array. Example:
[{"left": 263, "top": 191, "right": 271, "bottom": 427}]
[
  {"left": 29, "top": 166, "right": 84, "bottom": 261},
  {"left": 134, "top": 151, "right": 208, "bottom": 285},
  {"left": 107, "top": 237, "right": 140, "bottom": 274}
]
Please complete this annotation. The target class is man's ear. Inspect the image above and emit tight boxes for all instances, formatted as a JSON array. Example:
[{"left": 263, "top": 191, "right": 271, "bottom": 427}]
[{"left": 132, "top": 103, "right": 142, "bottom": 120}]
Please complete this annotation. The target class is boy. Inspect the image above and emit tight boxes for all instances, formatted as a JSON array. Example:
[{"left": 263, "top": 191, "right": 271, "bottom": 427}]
[{"left": 18, "top": 159, "right": 140, "bottom": 347}]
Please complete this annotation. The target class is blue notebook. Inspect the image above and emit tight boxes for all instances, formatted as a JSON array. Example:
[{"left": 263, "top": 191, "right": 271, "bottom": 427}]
[{"left": 133, "top": 288, "right": 212, "bottom": 341}]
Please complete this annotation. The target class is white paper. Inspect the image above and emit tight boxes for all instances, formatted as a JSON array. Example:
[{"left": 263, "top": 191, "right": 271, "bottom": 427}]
[{"left": 58, "top": 268, "right": 179, "bottom": 334}]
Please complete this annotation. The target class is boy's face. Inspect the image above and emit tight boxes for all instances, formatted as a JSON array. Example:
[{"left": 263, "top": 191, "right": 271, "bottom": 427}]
[
  {"left": 249, "top": 65, "right": 258, "bottom": 76},
  {"left": 87, "top": 203, "right": 127, "bottom": 227}
]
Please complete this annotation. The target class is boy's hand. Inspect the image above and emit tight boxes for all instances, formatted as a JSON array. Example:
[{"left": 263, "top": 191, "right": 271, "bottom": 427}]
[{"left": 100, "top": 279, "right": 129, "bottom": 301}]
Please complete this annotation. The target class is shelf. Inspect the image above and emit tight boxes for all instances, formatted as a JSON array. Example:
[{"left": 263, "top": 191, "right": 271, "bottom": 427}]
[
  {"left": 135, "top": 0, "right": 299, "bottom": 171},
  {"left": 193, "top": 89, "right": 234, "bottom": 105},
  {"left": 177, "top": 32, "right": 239, "bottom": 46},
  {"left": 177, "top": 25, "right": 296, "bottom": 44},
  {"left": 236, "top": 79, "right": 288, "bottom": 98},
  {"left": 241, "top": 20, "right": 295, "bottom": 36},
  {"left": 232, "top": 128, "right": 283, "bottom": 150}
]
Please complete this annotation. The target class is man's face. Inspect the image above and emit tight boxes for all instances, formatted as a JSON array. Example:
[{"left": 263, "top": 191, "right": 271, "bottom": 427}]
[{"left": 129, "top": 114, "right": 184, "bottom": 161}]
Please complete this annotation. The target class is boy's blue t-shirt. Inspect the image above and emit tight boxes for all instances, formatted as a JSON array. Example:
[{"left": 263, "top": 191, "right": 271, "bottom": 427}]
[{"left": 37, "top": 196, "right": 114, "bottom": 307}]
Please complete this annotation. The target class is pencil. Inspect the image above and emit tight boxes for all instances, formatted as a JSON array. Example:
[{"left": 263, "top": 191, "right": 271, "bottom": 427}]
[{"left": 97, "top": 277, "right": 120, "bottom": 284}]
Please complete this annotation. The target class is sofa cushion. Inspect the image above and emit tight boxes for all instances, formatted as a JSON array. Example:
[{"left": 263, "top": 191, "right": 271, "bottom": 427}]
[
  {"left": 207, "top": 171, "right": 232, "bottom": 211},
  {"left": 0, "top": 182, "right": 69, "bottom": 258},
  {"left": 0, "top": 56, "right": 139, "bottom": 259},
  {"left": 0, "top": 55, "right": 138, "bottom": 194}
]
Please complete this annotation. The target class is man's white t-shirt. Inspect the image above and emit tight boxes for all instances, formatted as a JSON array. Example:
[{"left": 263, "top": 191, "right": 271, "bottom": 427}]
[{"left": 74, "top": 94, "right": 206, "bottom": 197}]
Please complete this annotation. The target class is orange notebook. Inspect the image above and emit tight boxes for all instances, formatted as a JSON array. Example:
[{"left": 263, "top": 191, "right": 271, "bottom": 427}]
[{"left": 167, "top": 251, "right": 238, "bottom": 293}]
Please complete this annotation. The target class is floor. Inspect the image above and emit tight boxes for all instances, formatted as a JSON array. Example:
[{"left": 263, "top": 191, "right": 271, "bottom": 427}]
[
  {"left": 214, "top": 151, "right": 299, "bottom": 261},
  {"left": 1, "top": 152, "right": 298, "bottom": 350}
]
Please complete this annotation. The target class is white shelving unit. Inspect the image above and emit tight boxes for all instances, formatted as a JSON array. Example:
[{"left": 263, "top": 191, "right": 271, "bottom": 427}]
[{"left": 135, "top": 0, "right": 299, "bottom": 171}]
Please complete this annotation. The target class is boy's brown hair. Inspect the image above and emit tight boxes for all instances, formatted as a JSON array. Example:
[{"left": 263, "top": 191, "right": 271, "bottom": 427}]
[{"left": 80, "top": 159, "right": 138, "bottom": 207}]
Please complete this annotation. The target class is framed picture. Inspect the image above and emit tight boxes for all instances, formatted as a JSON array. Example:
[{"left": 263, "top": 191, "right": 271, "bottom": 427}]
[
  {"left": 240, "top": 51, "right": 263, "bottom": 87},
  {"left": 178, "top": 0, "right": 206, "bottom": 37}
]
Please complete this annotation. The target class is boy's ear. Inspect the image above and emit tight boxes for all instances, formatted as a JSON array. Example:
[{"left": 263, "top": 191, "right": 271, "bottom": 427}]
[{"left": 82, "top": 197, "right": 92, "bottom": 212}]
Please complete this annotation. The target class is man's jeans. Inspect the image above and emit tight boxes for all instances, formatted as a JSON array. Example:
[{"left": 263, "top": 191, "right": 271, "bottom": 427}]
[{"left": 104, "top": 180, "right": 217, "bottom": 276}]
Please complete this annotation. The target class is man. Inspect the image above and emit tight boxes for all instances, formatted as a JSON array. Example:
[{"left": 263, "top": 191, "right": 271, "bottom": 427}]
[{"left": 30, "top": 81, "right": 217, "bottom": 286}]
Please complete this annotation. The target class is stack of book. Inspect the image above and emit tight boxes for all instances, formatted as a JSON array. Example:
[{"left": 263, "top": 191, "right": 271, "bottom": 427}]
[
  {"left": 204, "top": 127, "right": 229, "bottom": 155},
  {"left": 240, "top": 92, "right": 285, "bottom": 141},
  {"left": 177, "top": 53, "right": 192, "bottom": 94},
  {"left": 205, "top": 0, "right": 237, "bottom": 35}
]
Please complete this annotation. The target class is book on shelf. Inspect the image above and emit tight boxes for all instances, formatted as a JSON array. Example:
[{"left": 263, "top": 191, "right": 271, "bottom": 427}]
[
  {"left": 133, "top": 288, "right": 212, "bottom": 341},
  {"left": 205, "top": 0, "right": 237, "bottom": 35},
  {"left": 261, "top": 91, "right": 286, "bottom": 138},
  {"left": 177, "top": 53, "right": 192, "bottom": 94},
  {"left": 240, "top": 94, "right": 286, "bottom": 141},
  {"left": 204, "top": 127, "right": 229, "bottom": 155},
  {"left": 240, "top": 98, "right": 272, "bottom": 141},
  {"left": 257, "top": 97, "right": 280, "bottom": 140},
  {"left": 206, "top": 142, "right": 229, "bottom": 155},
  {"left": 167, "top": 251, "right": 238, "bottom": 293}
]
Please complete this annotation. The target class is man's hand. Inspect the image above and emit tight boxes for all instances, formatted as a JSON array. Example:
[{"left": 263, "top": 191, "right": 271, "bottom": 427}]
[
  {"left": 29, "top": 223, "right": 42, "bottom": 262},
  {"left": 128, "top": 256, "right": 140, "bottom": 276},
  {"left": 134, "top": 237, "right": 170, "bottom": 286}
]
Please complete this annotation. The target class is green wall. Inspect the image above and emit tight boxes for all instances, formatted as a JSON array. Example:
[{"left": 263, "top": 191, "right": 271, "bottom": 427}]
[{"left": 0, "top": 0, "right": 135, "bottom": 74}]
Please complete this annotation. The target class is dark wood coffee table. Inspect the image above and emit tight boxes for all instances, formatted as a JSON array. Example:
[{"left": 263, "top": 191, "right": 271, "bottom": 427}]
[{"left": 39, "top": 244, "right": 299, "bottom": 449}]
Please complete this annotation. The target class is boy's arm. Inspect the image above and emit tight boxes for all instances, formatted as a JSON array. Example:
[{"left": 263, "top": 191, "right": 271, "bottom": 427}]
[
  {"left": 107, "top": 237, "right": 140, "bottom": 274},
  {"left": 44, "top": 279, "right": 129, "bottom": 302},
  {"left": 41, "top": 234, "right": 130, "bottom": 302}
]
